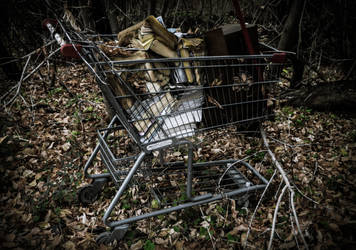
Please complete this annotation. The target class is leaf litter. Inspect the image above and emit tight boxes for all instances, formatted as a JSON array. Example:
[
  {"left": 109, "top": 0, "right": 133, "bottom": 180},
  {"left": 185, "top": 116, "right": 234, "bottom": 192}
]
[{"left": 0, "top": 63, "right": 355, "bottom": 249}]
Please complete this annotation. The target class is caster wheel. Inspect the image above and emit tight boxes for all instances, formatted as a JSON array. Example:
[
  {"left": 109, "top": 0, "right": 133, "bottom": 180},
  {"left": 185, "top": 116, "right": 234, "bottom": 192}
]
[
  {"left": 78, "top": 184, "right": 99, "bottom": 205},
  {"left": 96, "top": 225, "right": 129, "bottom": 245},
  {"left": 111, "top": 224, "right": 129, "bottom": 241},
  {"left": 96, "top": 231, "right": 113, "bottom": 245}
]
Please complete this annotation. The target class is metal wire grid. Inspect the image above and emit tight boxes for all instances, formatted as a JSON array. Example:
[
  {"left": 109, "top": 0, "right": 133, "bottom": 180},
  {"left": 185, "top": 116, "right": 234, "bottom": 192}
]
[
  {"left": 95, "top": 56, "right": 283, "bottom": 146},
  {"left": 55, "top": 22, "right": 285, "bottom": 150}
]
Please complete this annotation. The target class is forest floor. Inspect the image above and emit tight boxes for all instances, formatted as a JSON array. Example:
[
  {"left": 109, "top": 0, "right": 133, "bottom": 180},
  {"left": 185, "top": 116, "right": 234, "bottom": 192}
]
[{"left": 0, "top": 63, "right": 355, "bottom": 250}]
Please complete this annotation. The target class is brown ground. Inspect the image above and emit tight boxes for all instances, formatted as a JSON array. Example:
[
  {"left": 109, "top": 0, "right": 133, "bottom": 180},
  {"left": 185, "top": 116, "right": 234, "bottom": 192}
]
[{"left": 0, "top": 64, "right": 355, "bottom": 249}]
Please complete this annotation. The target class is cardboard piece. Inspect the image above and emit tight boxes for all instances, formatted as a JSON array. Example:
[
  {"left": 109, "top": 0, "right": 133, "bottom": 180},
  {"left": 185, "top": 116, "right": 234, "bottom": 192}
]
[{"left": 205, "top": 24, "right": 258, "bottom": 56}]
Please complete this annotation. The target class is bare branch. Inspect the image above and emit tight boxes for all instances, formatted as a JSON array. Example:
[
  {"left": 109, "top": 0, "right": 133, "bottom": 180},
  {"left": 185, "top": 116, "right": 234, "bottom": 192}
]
[
  {"left": 261, "top": 128, "right": 292, "bottom": 189},
  {"left": 171, "top": 0, "right": 181, "bottom": 28},
  {"left": 244, "top": 169, "right": 277, "bottom": 248},
  {"left": 1, "top": 47, "right": 60, "bottom": 107},
  {"left": 290, "top": 191, "right": 308, "bottom": 248},
  {"left": 3, "top": 55, "right": 31, "bottom": 107},
  {"left": 268, "top": 184, "right": 288, "bottom": 250},
  {"left": 261, "top": 127, "right": 309, "bottom": 250}
]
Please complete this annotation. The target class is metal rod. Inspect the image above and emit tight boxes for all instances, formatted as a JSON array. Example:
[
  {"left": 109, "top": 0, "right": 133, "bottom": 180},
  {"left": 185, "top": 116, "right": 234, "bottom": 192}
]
[
  {"left": 186, "top": 142, "right": 193, "bottom": 200},
  {"left": 108, "top": 184, "right": 266, "bottom": 227},
  {"left": 103, "top": 151, "right": 146, "bottom": 227},
  {"left": 84, "top": 115, "right": 118, "bottom": 179}
]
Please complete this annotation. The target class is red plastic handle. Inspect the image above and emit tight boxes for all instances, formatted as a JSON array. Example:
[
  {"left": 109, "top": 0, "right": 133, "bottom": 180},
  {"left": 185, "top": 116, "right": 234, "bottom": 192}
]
[{"left": 60, "top": 44, "right": 82, "bottom": 59}]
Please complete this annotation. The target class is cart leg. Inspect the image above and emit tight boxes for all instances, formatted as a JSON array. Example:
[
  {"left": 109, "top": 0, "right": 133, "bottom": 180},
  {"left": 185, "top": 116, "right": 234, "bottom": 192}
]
[
  {"left": 83, "top": 115, "right": 117, "bottom": 180},
  {"left": 103, "top": 151, "right": 146, "bottom": 228},
  {"left": 159, "top": 149, "right": 165, "bottom": 167},
  {"left": 186, "top": 143, "right": 194, "bottom": 200}
]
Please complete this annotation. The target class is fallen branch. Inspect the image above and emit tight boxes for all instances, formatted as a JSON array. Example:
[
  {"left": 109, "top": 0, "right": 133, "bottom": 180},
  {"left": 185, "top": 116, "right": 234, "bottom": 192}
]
[
  {"left": 290, "top": 191, "right": 308, "bottom": 247},
  {"left": 1, "top": 47, "right": 60, "bottom": 107},
  {"left": 3, "top": 55, "right": 31, "bottom": 107},
  {"left": 244, "top": 169, "right": 277, "bottom": 248},
  {"left": 261, "top": 127, "right": 309, "bottom": 250},
  {"left": 268, "top": 184, "right": 288, "bottom": 250}
]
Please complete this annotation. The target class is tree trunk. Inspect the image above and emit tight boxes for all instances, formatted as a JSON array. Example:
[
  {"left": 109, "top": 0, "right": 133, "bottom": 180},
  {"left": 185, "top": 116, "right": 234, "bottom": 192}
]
[
  {"left": 278, "top": 0, "right": 305, "bottom": 86},
  {"left": 79, "top": 0, "right": 95, "bottom": 31},
  {"left": 278, "top": 0, "right": 305, "bottom": 51},
  {"left": 103, "top": 0, "right": 119, "bottom": 34}
]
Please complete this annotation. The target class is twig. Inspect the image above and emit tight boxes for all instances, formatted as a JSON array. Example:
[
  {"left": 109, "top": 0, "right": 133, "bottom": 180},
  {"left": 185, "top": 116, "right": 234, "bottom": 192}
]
[
  {"left": 3, "top": 55, "right": 31, "bottom": 107},
  {"left": 268, "top": 184, "right": 288, "bottom": 250},
  {"left": 199, "top": 206, "right": 216, "bottom": 250},
  {"left": 290, "top": 191, "right": 308, "bottom": 248},
  {"left": 261, "top": 127, "right": 309, "bottom": 250},
  {"left": 222, "top": 202, "right": 229, "bottom": 228},
  {"left": 343, "top": 59, "right": 356, "bottom": 80},
  {"left": 244, "top": 169, "right": 277, "bottom": 248},
  {"left": 289, "top": 207, "right": 300, "bottom": 250},
  {"left": 268, "top": 136, "right": 311, "bottom": 148},
  {"left": 313, "top": 161, "right": 318, "bottom": 176},
  {"left": 292, "top": 182, "right": 319, "bottom": 205},
  {"left": 274, "top": 178, "right": 285, "bottom": 200},
  {"left": 261, "top": 128, "right": 292, "bottom": 188},
  {"left": 171, "top": 0, "right": 180, "bottom": 28},
  {"left": 1, "top": 47, "right": 60, "bottom": 106},
  {"left": 57, "top": 79, "right": 75, "bottom": 97},
  {"left": 113, "top": 3, "right": 133, "bottom": 24},
  {"left": 0, "top": 40, "right": 56, "bottom": 68},
  {"left": 29, "top": 84, "right": 36, "bottom": 123},
  {"left": 13, "top": 134, "right": 30, "bottom": 142},
  {"left": 317, "top": 48, "right": 322, "bottom": 71},
  {"left": 18, "top": 94, "right": 35, "bottom": 124}
]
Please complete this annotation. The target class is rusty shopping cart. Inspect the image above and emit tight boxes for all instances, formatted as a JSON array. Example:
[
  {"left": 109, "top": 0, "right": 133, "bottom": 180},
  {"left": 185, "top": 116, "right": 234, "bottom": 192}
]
[{"left": 52, "top": 19, "right": 290, "bottom": 244}]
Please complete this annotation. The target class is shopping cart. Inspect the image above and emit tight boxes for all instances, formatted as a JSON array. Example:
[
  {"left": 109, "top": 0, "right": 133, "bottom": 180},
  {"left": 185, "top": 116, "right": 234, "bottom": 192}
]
[{"left": 51, "top": 19, "right": 290, "bottom": 244}]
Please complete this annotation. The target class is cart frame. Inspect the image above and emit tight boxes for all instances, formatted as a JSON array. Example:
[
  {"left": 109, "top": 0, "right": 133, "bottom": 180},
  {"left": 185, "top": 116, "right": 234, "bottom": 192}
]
[{"left": 54, "top": 20, "right": 290, "bottom": 244}]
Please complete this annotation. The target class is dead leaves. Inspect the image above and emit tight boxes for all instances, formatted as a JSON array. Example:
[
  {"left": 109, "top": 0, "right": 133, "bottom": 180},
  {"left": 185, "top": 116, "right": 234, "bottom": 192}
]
[{"left": 1, "top": 59, "right": 355, "bottom": 250}]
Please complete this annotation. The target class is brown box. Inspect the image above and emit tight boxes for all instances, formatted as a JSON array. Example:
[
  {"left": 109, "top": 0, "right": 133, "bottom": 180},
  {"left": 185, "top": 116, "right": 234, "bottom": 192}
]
[
  {"left": 203, "top": 24, "right": 263, "bottom": 129},
  {"left": 205, "top": 24, "right": 258, "bottom": 56}
]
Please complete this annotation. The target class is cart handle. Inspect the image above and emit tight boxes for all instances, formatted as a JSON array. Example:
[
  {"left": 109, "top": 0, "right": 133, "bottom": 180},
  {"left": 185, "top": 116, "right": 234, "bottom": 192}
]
[{"left": 42, "top": 18, "right": 82, "bottom": 59}]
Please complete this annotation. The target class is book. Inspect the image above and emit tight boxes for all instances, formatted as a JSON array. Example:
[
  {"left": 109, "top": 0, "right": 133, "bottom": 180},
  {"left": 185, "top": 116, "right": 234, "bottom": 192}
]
[
  {"left": 150, "top": 40, "right": 178, "bottom": 58},
  {"left": 129, "top": 92, "right": 175, "bottom": 134},
  {"left": 141, "top": 88, "right": 203, "bottom": 143},
  {"left": 117, "top": 20, "right": 145, "bottom": 46},
  {"left": 178, "top": 43, "right": 194, "bottom": 83},
  {"left": 144, "top": 15, "right": 177, "bottom": 50}
]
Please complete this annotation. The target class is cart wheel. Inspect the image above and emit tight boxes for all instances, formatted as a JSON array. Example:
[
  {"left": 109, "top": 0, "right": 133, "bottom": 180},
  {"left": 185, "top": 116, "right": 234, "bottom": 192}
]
[
  {"left": 96, "top": 225, "right": 129, "bottom": 245},
  {"left": 111, "top": 224, "right": 129, "bottom": 241},
  {"left": 96, "top": 232, "right": 113, "bottom": 245},
  {"left": 78, "top": 184, "right": 99, "bottom": 205}
]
